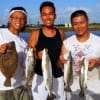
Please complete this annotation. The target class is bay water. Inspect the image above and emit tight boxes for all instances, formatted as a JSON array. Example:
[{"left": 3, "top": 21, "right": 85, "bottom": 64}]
[{"left": 20, "top": 30, "right": 100, "bottom": 42}]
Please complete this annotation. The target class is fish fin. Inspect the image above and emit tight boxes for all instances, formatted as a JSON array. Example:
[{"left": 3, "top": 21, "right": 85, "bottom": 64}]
[
  {"left": 4, "top": 78, "right": 11, "bottom": 86},
  {"left": 47, "top": 93, "right": 56, "bottom": 100},
  {"left": 45, "top": 86, "right": 47, "bottom": 90},
  {"left": 84, "top": 83, "right": 87, "bottom": 89}
]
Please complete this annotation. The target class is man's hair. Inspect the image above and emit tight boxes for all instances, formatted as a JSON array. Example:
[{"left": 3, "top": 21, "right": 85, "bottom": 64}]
[
  {"left": 40, "top": 1, "right": 55, "bottom": 13},
  {"left": 70, "top": 10, "right": 88, "bottom": 23}
]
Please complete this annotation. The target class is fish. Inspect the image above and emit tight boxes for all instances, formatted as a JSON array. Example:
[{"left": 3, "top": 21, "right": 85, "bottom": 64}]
[
  {"left": 64, "top": 51, "right": 73, "bottom": 92},
  {"left": 25, "top": 47, "right": 35, "bottom": 88},
  {"left": 0, "top": 41, "right": 18, "bottom": 87},
  {"left": 79, "top": 58, "right": 88, "bottom": 97},
  {"left": 42, "top": 48, "right": 56, "bottom": 100}
]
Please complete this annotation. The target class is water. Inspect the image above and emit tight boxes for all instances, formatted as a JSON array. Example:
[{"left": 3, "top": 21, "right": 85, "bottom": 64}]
[
  {"left": 20, "top": 32, "right": 31, "bottom": 42},
  {"left": 20, "top": 30, "right": 100, "bottom": 42},
  {"left": 65, "top": 30, "right": 100, "bottom": 38}
]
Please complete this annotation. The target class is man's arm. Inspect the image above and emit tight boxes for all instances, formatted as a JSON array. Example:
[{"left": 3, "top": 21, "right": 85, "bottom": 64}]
[
  {"left": 28, "top": 29, "right": 39, "bottom": 48},
  {"left": 59, "top": 29, "right": 66, "bottom": 41}
]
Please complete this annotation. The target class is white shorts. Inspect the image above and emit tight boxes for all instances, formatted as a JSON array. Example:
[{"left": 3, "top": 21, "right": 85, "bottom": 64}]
[
  {"left": 31, "top": 74, "right": 66, "bottom": 100},
  {"left": 66, "top": 76, "right": 100, "bottom": 100}
]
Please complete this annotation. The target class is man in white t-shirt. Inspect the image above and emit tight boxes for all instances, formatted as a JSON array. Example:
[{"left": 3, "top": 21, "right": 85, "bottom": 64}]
[
  {"left": 60, "top": 10, "right": 100, "bottom": 100},
  {"left": 0, "top": 7, "right": 31, "bottom": 100}
]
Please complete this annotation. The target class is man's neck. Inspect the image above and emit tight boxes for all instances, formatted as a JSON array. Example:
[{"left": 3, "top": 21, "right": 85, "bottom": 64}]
[
  {"left": 76, "top": 32, "right": 90, "bottom": 42},
  {"left": 8, "top": 28, "right": 20, "bottom": 35},
  {"left": 42, "top": 26, "right": 56, "bottom": 37}
]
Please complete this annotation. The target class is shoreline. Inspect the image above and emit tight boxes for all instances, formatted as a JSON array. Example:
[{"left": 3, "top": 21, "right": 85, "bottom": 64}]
[{"left": 24, "top": 27, "right": 100, "bottom": 32}]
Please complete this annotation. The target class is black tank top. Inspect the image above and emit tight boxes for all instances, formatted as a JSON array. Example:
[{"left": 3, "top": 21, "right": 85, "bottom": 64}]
[{"left": 35, "top": 28, "right": 63, "bottom": 78}]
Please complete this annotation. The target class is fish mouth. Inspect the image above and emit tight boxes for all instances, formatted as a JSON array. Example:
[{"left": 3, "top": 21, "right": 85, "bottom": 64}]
[
  {"left": 79, "top": 90, "right": 85, "bottom": 97},
  {"left": 47, "top": 93, "right": 56, "bottom": 100}
]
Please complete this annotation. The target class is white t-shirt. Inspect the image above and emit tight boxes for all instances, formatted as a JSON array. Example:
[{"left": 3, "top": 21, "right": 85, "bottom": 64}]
[
  {"left": 63, "top": 33, "right": 100, "bottom": 95},
  {"left": 0, "top": 28, "right": 27, "bottom": 90}
]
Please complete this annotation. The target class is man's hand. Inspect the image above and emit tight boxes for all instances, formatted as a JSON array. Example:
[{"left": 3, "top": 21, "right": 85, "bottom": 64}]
[
  {"left": 88, "top": 59, "right": 99, "bottom": 68},
  {"left": 0, "top": 43, "right": 8, "bottom": 54}
]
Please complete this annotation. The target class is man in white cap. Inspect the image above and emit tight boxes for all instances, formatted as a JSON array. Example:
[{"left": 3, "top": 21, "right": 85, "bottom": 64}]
[{"left": 0, "top": 7, "right": 31, "bottom": 100}]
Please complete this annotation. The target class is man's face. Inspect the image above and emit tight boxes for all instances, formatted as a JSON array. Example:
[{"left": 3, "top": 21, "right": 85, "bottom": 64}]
[
  {"left": 9, "top": 11, "right": 27, "bottom": 31},
  {"left": 71, "top": 15, "right": 89, "bottom": 36},
  {"left": 40, "top": 6, "right": 56, "bottom": 27}
]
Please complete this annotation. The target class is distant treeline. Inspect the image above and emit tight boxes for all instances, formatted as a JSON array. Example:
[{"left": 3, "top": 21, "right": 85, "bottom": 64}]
[{"left": 24, "top": 23, "right": 100, "bottom": 32}]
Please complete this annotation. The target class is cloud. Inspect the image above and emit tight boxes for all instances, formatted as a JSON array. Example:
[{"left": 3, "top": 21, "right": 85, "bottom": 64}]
[
  {"left": 0, "top": 8, "right": 9, "bottom": 25},
  {"left": 55, "top": 6, "right": 92, "bottom": 24},
  {"left": 55, "top": 5, "right": 100, "bottom": 24},
  {"left": 96, "top": 3, "right": 100, "bottom": 12}
]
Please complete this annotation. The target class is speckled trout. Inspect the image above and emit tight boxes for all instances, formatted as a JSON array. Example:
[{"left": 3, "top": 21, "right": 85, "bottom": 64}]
[
  {"left": 42, "top": 48, "right": 56, "bottom": 100},
  {"left": 25, "top": 47, "right": 35, "bottom": 87},
  {"left": 64, "top": 51, "right": 73, "bottom": 92},
  {"left": 79, "top": 58, "right": 88, "bottom": 97}
]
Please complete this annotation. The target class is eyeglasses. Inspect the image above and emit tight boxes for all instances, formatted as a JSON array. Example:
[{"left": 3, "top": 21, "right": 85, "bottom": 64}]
[
  {"left": 10, "top": 16, "right": 26, "bottom": 21},
  {"left": 41, "top": 12, "right": 55, "bottom": 17}
]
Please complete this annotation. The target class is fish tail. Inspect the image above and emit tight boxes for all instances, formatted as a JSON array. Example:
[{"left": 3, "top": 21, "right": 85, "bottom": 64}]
[
  {"left": 24, "top": 78, "right": 32, "bottom": 88},
  {"left": 4, "top": 78, "right": 11, "bottom": 86},
  {"left": 47, "top": 93, "right": 56, "bottom": 100},
  {"left": 79, "top": 80, "right": 85, "bottom": 97},
  {"left": 79, "top": 89, "right": 84, "bottom": 97}
]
